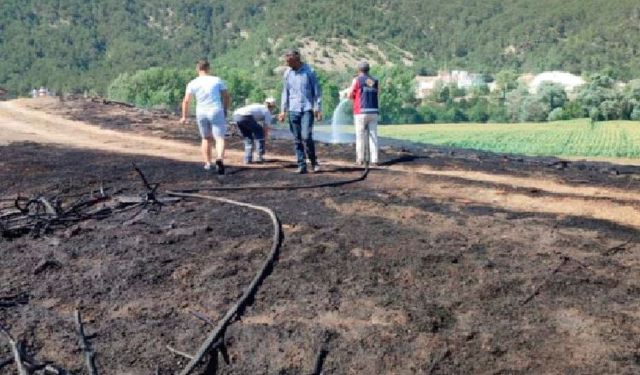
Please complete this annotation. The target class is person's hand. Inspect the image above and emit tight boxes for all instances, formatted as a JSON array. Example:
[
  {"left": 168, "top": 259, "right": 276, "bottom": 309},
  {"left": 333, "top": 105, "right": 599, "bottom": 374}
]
[
  {"left": 278, "top": 112, "right": 286, "bottom": 122},
  {"left": 315, "top": 111, "right": 323, "bottom": 121},
  {"left": 180, "top": 116, "right": 188, "bottom": 125}
]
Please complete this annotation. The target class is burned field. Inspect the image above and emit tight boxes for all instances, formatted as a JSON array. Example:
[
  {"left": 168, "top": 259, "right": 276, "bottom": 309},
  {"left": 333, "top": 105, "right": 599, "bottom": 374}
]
[{"left": 2, "top": 99, "right": 640, "bottom": 374}]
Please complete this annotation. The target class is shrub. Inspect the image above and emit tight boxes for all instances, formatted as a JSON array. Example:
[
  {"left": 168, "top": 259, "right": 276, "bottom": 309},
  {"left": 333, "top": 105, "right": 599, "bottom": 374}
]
[
  {"left": 418, "top": 104, "right": 439, "bottom": 123},
  {"left": 107, "top": 67, "right": 193, "bottom": 109},
  {"left": 466, "top": 101, "right": 489, "bottom": 123},
  {"left": 547, "top": 107, "right": 569, "bottom": 121},
  {"left": 519, "top": 96, "right": 550, "bottom": 122}
]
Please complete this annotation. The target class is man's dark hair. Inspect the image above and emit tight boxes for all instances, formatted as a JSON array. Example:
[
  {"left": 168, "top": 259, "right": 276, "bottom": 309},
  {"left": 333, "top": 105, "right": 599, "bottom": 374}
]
[
  {"left": 357, "top": 61, "right": 370, "bottom": 73},
  {"left": 196, "top": 59, "right": 210, "bottom": 72},
  {"left": 284, "top": 48, "right": 300, "bottom": 57}
]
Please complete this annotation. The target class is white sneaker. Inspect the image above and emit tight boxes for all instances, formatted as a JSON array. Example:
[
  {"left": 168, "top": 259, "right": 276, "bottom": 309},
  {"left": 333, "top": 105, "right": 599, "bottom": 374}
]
[
  {"left": 312, "top": 164, "right": 321, "bottom": 173},
  {"left": 204, "top": 163, "right": 212, "bottom": 170}
]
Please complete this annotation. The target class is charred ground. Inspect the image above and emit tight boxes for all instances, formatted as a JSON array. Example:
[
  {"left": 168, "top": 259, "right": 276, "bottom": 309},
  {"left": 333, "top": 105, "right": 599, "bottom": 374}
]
[{"left": 1, "top": 98, "right": 640, "bottom": 374}]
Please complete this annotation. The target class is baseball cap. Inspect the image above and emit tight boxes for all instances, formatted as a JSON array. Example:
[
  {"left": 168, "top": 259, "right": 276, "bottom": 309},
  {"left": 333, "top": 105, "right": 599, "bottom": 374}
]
[{"left": 264, "top": 97, "right": 276, "bottom": 105}]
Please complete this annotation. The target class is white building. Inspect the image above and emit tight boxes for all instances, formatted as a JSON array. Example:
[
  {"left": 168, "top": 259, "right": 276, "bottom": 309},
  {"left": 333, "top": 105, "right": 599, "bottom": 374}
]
[
  {"left": 528, "top": 71, "right": 585, "bottom": 93},
  {"left": 415, "top": 76, "right": 440, "bottom": 99},
  {"left": 415, "top": 70, "right": 484, "bottom": 99},
  {"left": 450, "top": 70, "right": 483, "bottom": 89}
]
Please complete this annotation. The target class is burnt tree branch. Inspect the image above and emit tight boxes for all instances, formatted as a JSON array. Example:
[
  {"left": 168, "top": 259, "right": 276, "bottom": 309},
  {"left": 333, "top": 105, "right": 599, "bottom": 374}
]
[
  {"left": 0, "top": 324, "right": 28, "bottom": 375},
  {"left": 74, "top": 310, "right": 97, "bottom": 375}
]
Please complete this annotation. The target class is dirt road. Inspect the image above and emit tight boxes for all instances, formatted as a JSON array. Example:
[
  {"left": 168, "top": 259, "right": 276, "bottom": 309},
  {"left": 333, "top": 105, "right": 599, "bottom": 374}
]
[
  {"left": 2, "top": 98, "right": 640, "bottom": 229},
  {"left": 0, "top": 99, "right": 210, "bottom": 162}
]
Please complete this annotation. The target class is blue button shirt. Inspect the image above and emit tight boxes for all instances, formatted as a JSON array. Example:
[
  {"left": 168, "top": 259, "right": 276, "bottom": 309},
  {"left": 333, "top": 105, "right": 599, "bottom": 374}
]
[{"left": 280, "top": 64, "right": 322, "bottom": 113}]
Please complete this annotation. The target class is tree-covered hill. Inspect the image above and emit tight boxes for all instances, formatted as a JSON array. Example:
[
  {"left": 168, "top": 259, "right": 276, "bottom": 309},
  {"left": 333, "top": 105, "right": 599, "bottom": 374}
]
[{"left": 2, "top": 0, "right": 640, "bottom": 96}]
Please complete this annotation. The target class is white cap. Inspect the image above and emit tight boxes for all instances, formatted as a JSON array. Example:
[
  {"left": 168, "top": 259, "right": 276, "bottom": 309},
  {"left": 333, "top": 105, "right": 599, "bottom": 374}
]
[{"left": 264, "top": 97, "right": 276, "bottom": 105}]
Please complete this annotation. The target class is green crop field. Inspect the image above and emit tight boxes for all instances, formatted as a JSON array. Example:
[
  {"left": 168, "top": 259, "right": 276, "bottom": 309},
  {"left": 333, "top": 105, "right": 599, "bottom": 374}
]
[{"left": 320, "top": 119, "right": 640, "bottom": 158}]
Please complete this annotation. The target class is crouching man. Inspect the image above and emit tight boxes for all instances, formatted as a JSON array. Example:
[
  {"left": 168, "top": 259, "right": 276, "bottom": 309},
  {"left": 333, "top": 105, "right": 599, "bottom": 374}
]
[{"left": 232, "top": 98, "right": 277, "bottom": 164}]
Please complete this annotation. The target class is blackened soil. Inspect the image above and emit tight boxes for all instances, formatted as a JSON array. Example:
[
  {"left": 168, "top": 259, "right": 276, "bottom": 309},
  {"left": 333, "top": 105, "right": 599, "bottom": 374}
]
[{"left": 1, "top": 99, "right": 640, "bottom": 374}]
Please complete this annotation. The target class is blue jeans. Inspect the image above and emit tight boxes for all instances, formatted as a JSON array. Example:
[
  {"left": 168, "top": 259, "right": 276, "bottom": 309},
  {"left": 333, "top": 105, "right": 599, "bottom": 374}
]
[
  {"left": 234, "top": 115, "right": 265, "bottom": 163},
  {"left": 288, "top": 111, "right": 317, "bottom": 168}
]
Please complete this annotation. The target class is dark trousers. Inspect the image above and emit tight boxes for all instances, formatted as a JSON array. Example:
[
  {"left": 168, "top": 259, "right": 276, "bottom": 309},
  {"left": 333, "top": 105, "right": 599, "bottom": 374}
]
[
  {"left": 234, "top": 115, "right": 265, "bottom": 162},
  {"left": 288, "top": 110, "right": 317, "bottom": 168}
]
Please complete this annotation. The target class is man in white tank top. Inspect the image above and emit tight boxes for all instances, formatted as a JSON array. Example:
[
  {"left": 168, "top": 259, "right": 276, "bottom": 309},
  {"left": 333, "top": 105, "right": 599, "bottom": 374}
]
[{"left": 180, "top": 60, "right": 231, "bottom": 174}]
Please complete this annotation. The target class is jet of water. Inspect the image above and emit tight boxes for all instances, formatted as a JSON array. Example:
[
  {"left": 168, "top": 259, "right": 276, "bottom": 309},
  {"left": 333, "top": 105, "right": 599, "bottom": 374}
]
[{"left": 330, "top": 98, "right": 353, "bottom": 144}]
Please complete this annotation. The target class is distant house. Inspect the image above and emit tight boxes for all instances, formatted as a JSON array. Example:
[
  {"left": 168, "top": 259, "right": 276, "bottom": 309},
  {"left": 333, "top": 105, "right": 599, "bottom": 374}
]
[
  {"left": 415, "top": 70, "right": 484, "bottom": 99},
  {"left": 518, "top": 73, "right": 536, "bottom": 88},
  {"left": 528, "top": 71, "right": 585, "bottom": 93},
  {"left": 415, "top": 76, "right": 440, "bottom": 99},
  {"left": 449, "top": 70, "right": 484, "bottom": 89}
]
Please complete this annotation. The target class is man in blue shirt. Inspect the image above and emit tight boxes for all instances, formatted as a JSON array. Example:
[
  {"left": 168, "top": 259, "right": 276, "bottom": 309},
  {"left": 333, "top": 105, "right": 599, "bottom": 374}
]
[{"left": 278, "top": 49, "right": 323, "bottom": 174}]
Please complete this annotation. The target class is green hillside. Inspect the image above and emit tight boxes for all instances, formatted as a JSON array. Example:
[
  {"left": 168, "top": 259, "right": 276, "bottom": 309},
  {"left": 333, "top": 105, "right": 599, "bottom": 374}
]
[{"left": 2, "top": 0, "right": 640, "bottom": 95}]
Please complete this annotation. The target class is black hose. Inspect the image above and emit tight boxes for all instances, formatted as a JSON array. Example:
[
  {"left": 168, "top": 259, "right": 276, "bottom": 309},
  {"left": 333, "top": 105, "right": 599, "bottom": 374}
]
[
  {"left": 165, "top": 156, "right": 371, "bottom": 372},
  {"left": 174, "top": 164, "right": 369, "bottom": 193},
  {"left": 166, "top": 191, "right": 283, "bottom": 375}
]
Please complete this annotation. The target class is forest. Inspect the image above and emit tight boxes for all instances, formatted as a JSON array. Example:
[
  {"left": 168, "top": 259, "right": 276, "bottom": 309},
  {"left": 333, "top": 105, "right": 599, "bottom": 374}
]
[
  {"left": 3, "top": 0, "right": 640, "bottom": 123},
  {"left": 3, "top": 0, "right": 640, "bottom": 94}
]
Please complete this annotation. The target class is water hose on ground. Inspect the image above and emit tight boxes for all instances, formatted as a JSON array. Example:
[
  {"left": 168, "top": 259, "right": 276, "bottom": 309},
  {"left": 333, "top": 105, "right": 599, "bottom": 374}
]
[
  {"left": 166, "top": 191, "right": 283, "bottom": 375},
  {"left": 175, "top": 164, "right": 369, "bottom": 192}
]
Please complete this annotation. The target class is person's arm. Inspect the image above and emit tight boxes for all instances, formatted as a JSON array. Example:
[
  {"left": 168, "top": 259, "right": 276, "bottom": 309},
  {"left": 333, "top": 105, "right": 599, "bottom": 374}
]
[
  {"left": 180, "top": 93, "right": 192, "bottom": 124},
  {"left": 348, "top": 78, "right": 358, "bottom": 100},
  {"left": 263, "top": 109, "right": 273, "bottom": 128},
  {"left": 221, "top": 89, "right": 230, "bottom": 118},
  {"left": 311, "top": 70, "right": 322, "bottom": 121},
  {"left": 263, "top": 108, "right": 272, "bottom": 145},
  {"left": 278, "top": 74, "right": 289, "bottom": 122}
]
